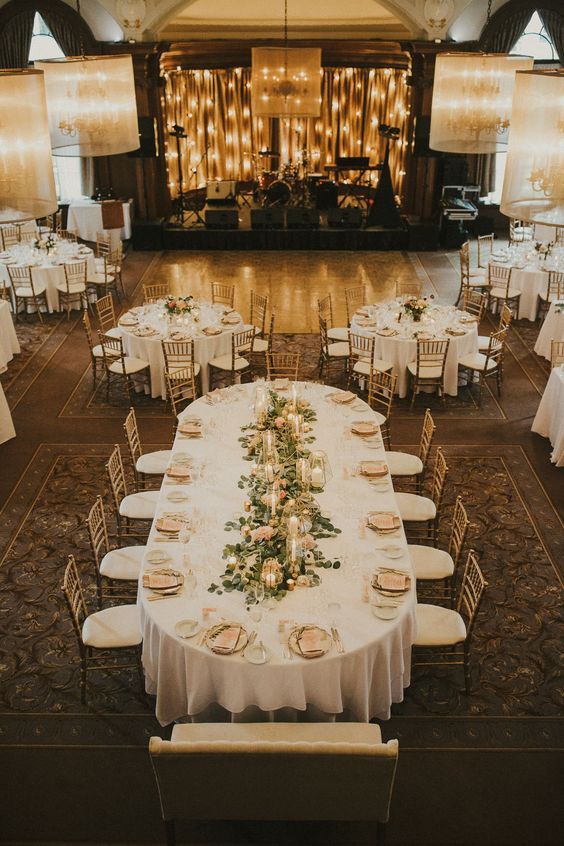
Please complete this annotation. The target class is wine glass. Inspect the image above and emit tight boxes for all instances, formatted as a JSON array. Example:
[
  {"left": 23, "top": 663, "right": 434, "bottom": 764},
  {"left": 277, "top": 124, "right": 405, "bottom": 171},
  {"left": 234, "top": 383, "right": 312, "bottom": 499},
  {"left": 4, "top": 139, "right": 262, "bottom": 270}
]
[{"left": 185, "top": 569, "right": 198, "bottom": 599}]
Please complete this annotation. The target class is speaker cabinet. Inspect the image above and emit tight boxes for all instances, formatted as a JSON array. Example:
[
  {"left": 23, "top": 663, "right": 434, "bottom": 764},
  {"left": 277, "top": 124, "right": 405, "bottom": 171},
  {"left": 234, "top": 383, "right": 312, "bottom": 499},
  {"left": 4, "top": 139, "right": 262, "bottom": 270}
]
[
  {"left": 327, "top": 207, "right": 363, "bottom": 229},
  {"left": 251, "top": 207, "right": 285, "bottom": 229},
  {"left": 314, "top": 180, "right": 338, "bottom": 209},
  {"left": 286, "top": 208, "right": 320, "bottom": 229},
  {"left": 205, "top": 209, "right": 239, "bottom": 230}
]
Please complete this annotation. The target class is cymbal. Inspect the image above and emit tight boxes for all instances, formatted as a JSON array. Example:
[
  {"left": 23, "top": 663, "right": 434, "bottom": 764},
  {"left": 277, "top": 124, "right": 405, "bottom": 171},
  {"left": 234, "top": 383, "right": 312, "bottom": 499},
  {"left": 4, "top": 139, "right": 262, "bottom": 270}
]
[{"left": 258, "top": 149, "right": 280, "bottom": 158}]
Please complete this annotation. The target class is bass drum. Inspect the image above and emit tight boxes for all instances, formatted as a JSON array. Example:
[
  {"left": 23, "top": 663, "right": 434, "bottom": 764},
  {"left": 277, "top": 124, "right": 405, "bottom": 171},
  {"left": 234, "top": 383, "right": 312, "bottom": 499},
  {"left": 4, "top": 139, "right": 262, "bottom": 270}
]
[{"left": 265, "top": 180, "right": 292, "bottom": 206}]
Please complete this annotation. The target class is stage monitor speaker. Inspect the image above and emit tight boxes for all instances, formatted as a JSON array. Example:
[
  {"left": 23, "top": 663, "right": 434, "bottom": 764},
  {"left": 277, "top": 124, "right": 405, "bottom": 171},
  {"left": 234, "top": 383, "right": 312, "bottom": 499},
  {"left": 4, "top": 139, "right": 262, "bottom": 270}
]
[
  {"left": 206, "top": 180, "right": 237, "bottom": 205},
  {"left": 286, "top": 208, "right": 320, "bottom": 229},
  {"left": 327, "top": 207, "right": 362, "bottom": 229},
  {"left": 127, "top": 117, "right": 158, "bottom": 158},
  {"left": 251, "top": 207, "right": 285, "bottom": 229},
  {"left": 314, "top": 180, "right": 338, "bottom": 209},
  {"left": 205, "top": 209, "right": 239, "bottom": 230}
]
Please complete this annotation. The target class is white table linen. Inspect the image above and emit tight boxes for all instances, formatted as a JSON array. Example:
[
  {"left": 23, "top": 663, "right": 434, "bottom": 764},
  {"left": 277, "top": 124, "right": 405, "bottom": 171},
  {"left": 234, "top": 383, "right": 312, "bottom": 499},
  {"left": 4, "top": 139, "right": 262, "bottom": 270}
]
[
  {"left": 489, "top": 245, "right": 564, "bottom": 322},
  {"left": 350, "top": 302, "right": 478, "bottom": 398},
  {"left": 0, "top": 301, "right": 19, "bottom": 372},
  {"left": 0, "top": 382, "right": 15, "bottom": 445},
  {"left": 139, "top": 383, "right": 416, "bottom": 726},
  {"left": 0, "top": 242, "right": 95, "bottom": 313},
  {"left": 531, "top": 366, "right": 564, "bottom": 467},
  {"left": 119, "top": 303, "right": 244, "bottom": 397},
  {"left": 67, "top": 199, "right": 132, "bottom": 246},
  {"left": 534, "top": 301, "right": 564, "bottom": 362}
]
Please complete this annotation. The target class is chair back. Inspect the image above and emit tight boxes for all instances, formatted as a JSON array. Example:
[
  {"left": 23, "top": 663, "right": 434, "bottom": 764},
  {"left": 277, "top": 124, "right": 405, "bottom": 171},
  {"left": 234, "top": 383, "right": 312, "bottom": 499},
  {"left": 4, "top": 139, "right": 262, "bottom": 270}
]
[
  {"left": 415, "top": 339, "right": 449, "bottom": 383},
  {"left": 462, "top": 289, "right": 487, "bottom": 320},
  {"left": 318, "top": 294, "right": 334, "bottom": 328},
  {"left": 1, "top": 224, "right": 21, "bottom": 248},
  {"left": 418, "top": 408, "right": 436, "bottom": 465},
  {"left": 348, "top": 331, "right": 375, "bottom": 366},
  {"left": 367, "top": 368, "right": 396, "bottom": 419},
  {"left": 395, "top": 280, "right": 421, "bottom": 298},
  {"left": 64, "top": 261, "right": 87, "bottom": 291},
  {"left": 233, "top": 327, "right": 255, "bottom": 358},
  {"left": 106, "top": 444, "right": 128, "bottom": 510},
  {"left": 86, "top": 496, "right": 109, "bottom": 570},
  {"left": 149, "top": 724, "right": 398, "bottom": 824},
  {"left": 477, "top": 233, "right": 494, "bottom": 267},
  {"left": 123, "top": 407, "right": 142, "bottom": 468},
  {"left": 488, "top": 263, "right": 512, "bottom": 295},
  {"left": 509, "top": 219, "right": 533, "bottom": 243},
  {"left": 551, "top": 339, "right": 564, "bottom": 368},
  {"left": 250, "top": 291, "right": 268, "bottom": 335},
  {"left": 456, "top": 550, "right": 487, "bottom": 636},
  {"left": 82, "top": 311, "right": 96, "bottom": 353},
  {"left": 95, "top": 231, "right": 111, "bottom": 258},
  {"left": 165, "top": 367, "right": 197, "bottom": 417},
  {"left": 447, "top": 496, "right": 469, "bottom": 568},
  {"left": 59, "top": 229, "right": 77, "bottom": 242},
  {"left": 98, "top": 330, "right": 126, "bottom": 375},
  {"left": 162, "top": 339, "right": 195, "bottom": 374},
  {"left": 20, "top": 230, "right": 37, "bottom": 244},
  {"left": 95, "top": 293, "right": 117, "bottom": 334},
  {"left": 62, "top": 555, "right": 87, "bottom": 646},
  {"left": 143, "top": 283, "right": 169, "bottom": 304},
  {"left": 546, "top": 270, "right": 564, "bottom": 302},
  {"left": 430, "top": 446, "right": 448, "bottom": 511},
  {"left": 555, "top": 226, "right": 564, "bottom": 246},
  {"left": 266, "top": 352, "right": 300, "bottom": 381},
  {"left": 211, "top": 282, "right": 235, "bottom": 308},
  {"left": 484, "top": 328, "right": 506, "bottom": 371},
  {"left": 7, "top": 264, "right": 33, "bottom": 289},
  {"left": 498, "top": 304, "right": 513, "bottom": 332},
  {"left": 345, "top": 285, "right": 366, "bottom": 325},
  {"left": 318, "top": 314, "right": 330, "bottom": 354}
]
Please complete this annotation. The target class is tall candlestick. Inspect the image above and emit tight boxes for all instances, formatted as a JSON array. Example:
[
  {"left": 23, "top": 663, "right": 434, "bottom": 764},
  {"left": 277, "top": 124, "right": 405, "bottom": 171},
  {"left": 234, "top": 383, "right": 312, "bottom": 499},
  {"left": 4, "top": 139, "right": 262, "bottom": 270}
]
[{"left": 287, "top": 515, "right": 299, "bottom": 537}]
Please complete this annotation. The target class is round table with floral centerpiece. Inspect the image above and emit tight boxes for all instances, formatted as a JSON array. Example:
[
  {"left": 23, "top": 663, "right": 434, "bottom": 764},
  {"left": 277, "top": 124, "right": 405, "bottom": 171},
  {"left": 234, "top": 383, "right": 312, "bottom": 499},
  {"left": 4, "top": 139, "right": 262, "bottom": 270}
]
[
  {"left": 118, "top": 295, "right": 244, "bottom": 397},
  {"left": 488, "top": 242, "right": 564, "bottom": 322},
  {"left": 350, "top": 296, "right": 479, "bottom": 398}
]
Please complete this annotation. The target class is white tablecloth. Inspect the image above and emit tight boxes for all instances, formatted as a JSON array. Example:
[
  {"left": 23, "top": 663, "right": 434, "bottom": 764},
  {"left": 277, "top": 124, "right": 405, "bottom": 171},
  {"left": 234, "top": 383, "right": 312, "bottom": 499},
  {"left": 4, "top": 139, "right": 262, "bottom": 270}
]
[
  {"left": 531, "top": 367, "right": 564, "bottom": 467},
  {"left": 0, "top": 300, "right": 19, "bottom": 372},
  {"left": 489, "top": 242, "right": 564, "bottom": 321},
  {"left": 0, "top": 243, "right": 95, "bottom": 313},
  {"left": 67, "top": 200, "right": 132, "bottom": 246},
  {"left": 350, "top": 302, "right": 478, "bottom": 398},
  {"left": 119, "top": 303, "right": 244, "bottom": 397},
  {"left": 0, "top": 382, "right": 15, "bottom": 445},
  {"left": 534, "top": 302, "right": 564, "bottom": 362},
  {"left": 139, "top": 382, "right": 416, "bottom": 726}
]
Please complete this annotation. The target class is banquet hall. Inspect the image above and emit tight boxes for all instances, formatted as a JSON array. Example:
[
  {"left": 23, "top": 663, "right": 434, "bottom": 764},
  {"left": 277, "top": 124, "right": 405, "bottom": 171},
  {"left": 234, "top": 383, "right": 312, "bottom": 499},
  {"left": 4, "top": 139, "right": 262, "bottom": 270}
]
[{"left": 0, "top": 1, "right": 563, "bottom": 844}]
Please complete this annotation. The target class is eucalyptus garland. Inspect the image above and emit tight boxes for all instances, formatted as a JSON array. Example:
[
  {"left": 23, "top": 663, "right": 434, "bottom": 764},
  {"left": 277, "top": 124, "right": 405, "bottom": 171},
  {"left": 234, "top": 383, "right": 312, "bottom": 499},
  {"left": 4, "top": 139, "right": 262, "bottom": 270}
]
[{"left": 208, "top": 390, "right": 342, "bottom": 603}]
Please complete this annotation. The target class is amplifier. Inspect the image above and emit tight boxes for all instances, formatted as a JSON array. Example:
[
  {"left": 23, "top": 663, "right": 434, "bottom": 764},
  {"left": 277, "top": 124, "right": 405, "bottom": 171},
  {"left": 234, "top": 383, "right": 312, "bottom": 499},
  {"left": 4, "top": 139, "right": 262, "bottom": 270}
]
[
  {"left": 251, "top": 207, "right": 285, "bottom": 229},
  {"left": 286, "top": 208, "right": 320, "bottom": 230},
  {"left": 314, "top": 180, "right": 338, "bottom": 210},
  {"left": 327, "top": 207, "right": 362, "bottom": 229},
  {"left": 205, "top": 209, "right": 239, "bottom": 230},
  {"left": 206, "top": 180, "right": 237, "bottom": 205}
]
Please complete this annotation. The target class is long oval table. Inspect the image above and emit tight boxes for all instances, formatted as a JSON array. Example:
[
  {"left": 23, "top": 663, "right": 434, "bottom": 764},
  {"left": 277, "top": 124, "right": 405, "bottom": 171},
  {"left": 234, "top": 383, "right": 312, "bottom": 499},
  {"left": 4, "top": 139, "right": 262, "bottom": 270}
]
[{"left": 139, "top": 382, "right": 416, "bottom": 726}]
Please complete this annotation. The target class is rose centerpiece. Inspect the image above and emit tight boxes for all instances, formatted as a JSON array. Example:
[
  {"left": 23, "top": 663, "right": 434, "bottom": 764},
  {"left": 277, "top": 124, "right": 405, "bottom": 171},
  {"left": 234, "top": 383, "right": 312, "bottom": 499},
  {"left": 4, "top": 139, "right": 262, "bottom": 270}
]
[
  {"left": 403, "top": 295, "right": 430, "bottom": 322},
  {"left": 34, "top": 234, "right": 56, "bottom": 255},
  {"left": 164, "top": 294, "right": 196, "bottom": 316}
]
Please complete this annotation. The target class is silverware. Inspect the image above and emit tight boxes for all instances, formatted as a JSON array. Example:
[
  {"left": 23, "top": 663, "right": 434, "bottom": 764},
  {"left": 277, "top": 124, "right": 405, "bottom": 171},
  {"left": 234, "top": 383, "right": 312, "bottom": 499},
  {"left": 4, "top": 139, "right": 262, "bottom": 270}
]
[
  {"left": 147, "top": 592, "right": 183, "bottom": 602},
  {"left": 247, "top": 630, "right": 258, "bottom": 646},
  {"left": 331, "top": 627, "right": 345, "bottom": 654}
]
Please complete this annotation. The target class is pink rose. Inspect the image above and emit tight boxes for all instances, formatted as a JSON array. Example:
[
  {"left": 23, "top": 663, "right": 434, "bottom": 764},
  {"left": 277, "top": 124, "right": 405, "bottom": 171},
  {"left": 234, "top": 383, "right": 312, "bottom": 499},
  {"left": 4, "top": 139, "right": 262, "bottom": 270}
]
[
  {"left": 302, "top": 533, "right": 316, "bottom": 549},
  {"left": 274, "top": 416, "right": 285, "bottom": 428},
  {"left": 251, "top": 525, "right": 275, "bottom": 543}
]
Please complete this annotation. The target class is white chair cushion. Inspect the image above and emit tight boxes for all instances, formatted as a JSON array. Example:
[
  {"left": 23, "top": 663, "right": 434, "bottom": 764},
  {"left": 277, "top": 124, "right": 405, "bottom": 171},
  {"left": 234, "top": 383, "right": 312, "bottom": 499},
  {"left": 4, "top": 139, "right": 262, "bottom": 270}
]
[
  {"left": 465, "top": 279, "right": 490, "bottom": 289},
  {"left": 406, "top": 361, "right": 444, "bottom": 379},
  {"left": 119, "top": 489, "right": 159, "bottom": 520},
  {"left": 252, "top": 338, "right": 269, "bottom": 353},
  {"left": 477, "top": 335, "right": 490, "bottom": 351},
  {"left": 56, "top": 282, "right": 86, "bottom": 294},
  {"left": 385, "top": 451, "right": 423, "bottom": 476},
  {"left": 414, "top": 603, "right": 466, "bottom": 647},
  {"left": 353, "top": 358, "right": 393, "bottom": 376},
  {"left": 396, "top": 491, "right": 436, "bottom": 521},
  {"left": 327, "top": 341, "right": 349, "bottom": 358},
  {"left": 490, "top": 287, "right": 520, "bottom": 300},
  {"left": 100, "top": 545, "right": 146, "bottom": 581},
  {"left": 92, "top": 343, "right": 120, "bottom": 358},
  {"left": 328, "top": 327, "right": 349, "bottom": 341},
  {"left": 136, "top": 449, "right": 172, "bottom": 475},
  {"left": 88, "top": 272, "right": 115, "bottom": 286},
  {"left": 109, "top": 356, "right": 150, "bottom": 375},
  {"left": 15, "top": 284, "right": 47, "bottom": 297},
  {"left": 468, "top": 269, "right": 487, "bottom": 280},
  {"left": 209, "top": 354, "right": 249, "bottom": 371},
  {"left": 458, "top": 352, "right": 497, "bottom": 372},
  {"left": 408, "top": 543, "right": 454, "bottom": 580},
  {"left": 82, "top": 603, "right": 142, "bottom": 649}
]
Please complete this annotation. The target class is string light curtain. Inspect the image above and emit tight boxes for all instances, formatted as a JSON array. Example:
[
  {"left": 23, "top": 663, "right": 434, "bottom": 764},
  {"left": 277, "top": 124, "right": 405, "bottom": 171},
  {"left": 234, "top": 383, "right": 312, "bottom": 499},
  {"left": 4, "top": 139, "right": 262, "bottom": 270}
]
[{"left": 164, "top": 66, "right": 409, "bottom": 195}]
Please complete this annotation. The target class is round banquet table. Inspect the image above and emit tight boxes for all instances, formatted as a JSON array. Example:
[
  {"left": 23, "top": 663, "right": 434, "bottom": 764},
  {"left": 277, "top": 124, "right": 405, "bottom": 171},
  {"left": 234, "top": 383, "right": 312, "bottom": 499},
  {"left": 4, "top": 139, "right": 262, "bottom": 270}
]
[
  {"left": 0, "top": 382, "right": 15, "bottom": 445},
  {"left": 531, "top": 366, "right": 564, "bottom": 467},
  {"left": 534, "top": 301, "right": 564, "bottom": 362},
  {"left": 67, "top": 199, "right": 132, "bottom": 247},
  {"left": 0, "top": 300, "right": 20, "bottom": 372},
  {"left": 0, "top": 241, "right": 95, "bottom": 313},
  {"left": 489, "top": 245, "right": 564, "bottom": 322},
  {"left": 119, "top": 302, "right": 244, "bottom": 397},
  {"left": 350, "top": 301, "right": 479, "bottom": 398},
  {"left": 139, "top": 382, "right": 416, "bottom": 726}
]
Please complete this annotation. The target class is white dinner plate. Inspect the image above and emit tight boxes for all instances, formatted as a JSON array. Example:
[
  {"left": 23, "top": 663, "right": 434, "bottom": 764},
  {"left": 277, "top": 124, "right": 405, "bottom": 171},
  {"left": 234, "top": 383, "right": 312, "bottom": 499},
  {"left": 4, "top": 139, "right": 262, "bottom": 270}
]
[
  {"left": 243, "top": 642, "right": 271, "bottom": 664},
  {"left": 383, "top": 545, "right": 403, "bottom": 559},
  {"left": 175, "top": 619, "right": 201, "bottom": 639},
  {"left": 371, "top": 604, "right": 398, "bottom": 620},
  {"left": 166, "top": 491, "right": 190, "bottom": 503}
]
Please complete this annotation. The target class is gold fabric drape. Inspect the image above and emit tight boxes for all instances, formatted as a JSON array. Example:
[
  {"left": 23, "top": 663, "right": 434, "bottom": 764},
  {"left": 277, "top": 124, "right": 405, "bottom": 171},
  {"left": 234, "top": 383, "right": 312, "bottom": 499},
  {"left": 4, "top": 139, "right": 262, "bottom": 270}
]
[{"left": 163, "top": 66, "right": 409, "bottom": 196}]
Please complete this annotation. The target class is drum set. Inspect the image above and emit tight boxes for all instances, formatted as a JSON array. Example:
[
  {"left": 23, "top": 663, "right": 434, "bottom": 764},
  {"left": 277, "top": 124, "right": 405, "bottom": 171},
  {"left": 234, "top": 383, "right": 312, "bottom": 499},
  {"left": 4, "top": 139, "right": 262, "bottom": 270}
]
[{"left": 252, "top": 148, "right": 327, "bottom": 208}]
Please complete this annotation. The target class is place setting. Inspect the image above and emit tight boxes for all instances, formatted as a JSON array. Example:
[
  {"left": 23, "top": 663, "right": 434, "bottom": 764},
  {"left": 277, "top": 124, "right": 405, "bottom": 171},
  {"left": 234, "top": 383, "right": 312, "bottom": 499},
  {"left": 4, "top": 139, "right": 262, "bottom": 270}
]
[{"left": 142, "top": 569, "right": 185, "bottom": 602}]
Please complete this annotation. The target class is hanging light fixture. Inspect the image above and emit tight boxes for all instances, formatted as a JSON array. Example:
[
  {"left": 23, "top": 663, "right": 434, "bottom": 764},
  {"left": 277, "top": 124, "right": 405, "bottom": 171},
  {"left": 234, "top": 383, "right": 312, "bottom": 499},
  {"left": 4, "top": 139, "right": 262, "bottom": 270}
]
[
  {"left": 251, "top": 0, "right": 321, "bottom": 118},
  {"left": 423, "top": 0, "right": 454, "bottom": 33},
  {"left": 0, "top": 69, "right": 57, "bottom": 223},
  {"left": 34, "top": 1, "right": 139, "bottom": 157},
  {"left": 429, "top": 52, "right": 533, "bottom": 153},
  {"left": 500, "top": 69, "right": 564, "bottom": 227}
]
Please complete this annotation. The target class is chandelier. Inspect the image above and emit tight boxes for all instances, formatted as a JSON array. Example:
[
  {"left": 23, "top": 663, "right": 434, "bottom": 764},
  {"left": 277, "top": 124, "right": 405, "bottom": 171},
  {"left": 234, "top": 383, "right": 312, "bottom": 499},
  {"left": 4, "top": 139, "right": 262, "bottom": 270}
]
[
  {"left": 0, "top": 70, "right": 57, "bottom": 223},
  {"left": 501, "top": 70, "right": 564, "bottom": 226},
  {"left": 251, "top": 0, "right": 321, "bottom": 118},
  {"left": 429, "top": 53, "right": 533, "bottom": 154}
]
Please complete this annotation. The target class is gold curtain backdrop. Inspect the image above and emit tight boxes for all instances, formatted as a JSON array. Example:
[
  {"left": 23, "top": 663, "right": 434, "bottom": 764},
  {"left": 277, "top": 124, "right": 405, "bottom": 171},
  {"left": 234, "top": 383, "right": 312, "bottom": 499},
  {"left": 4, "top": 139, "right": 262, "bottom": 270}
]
[{"left": 163, "top": 66, "right": 410, "bottom": 196}]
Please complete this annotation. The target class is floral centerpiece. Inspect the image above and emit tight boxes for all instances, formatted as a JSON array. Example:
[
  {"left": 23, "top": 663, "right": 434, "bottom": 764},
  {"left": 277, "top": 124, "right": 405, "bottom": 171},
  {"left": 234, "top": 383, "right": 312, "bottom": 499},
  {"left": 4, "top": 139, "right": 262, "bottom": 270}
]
[
  {"left": 534, "top": 241, "right": 553, "bottom": 260},
  {"left": 164, "top": 294, "right": 196, "bottom": 316},
  {"left": 33, "top": 234, "right": 56, "bottom": 255},
  {"left": 403, "top": 295, "right": 430, "bottom": 322}
]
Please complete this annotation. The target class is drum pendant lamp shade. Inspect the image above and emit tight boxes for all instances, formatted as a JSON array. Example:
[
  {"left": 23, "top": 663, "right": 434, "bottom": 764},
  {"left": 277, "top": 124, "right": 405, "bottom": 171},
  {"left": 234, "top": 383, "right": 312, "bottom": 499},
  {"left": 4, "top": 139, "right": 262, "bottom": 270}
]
[
  {"left": 0, "top": 69, "right": 57, "bottom": 223},
  {"left": 35, "top": 54, "right": 139, "bottom": 157},
  {"left": 501, "top": 70, "right": 564, "bottom": 227},
  {"left": 251, "top": 46, "right": 322, "bottom": 117},
  {"left": 429, "top": 53, "right": 533, "bottom": 154}
]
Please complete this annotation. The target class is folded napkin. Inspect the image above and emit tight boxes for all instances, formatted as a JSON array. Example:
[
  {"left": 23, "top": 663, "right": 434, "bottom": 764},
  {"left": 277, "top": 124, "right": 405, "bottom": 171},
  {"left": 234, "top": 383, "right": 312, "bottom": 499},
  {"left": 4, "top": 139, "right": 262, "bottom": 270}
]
[
  {"left": 119, "top": 314, "right": 138, "bottom": 326},
  {"left": 178, "top": 423, "right": 202, "bottom": 437},
  {"left": 273, "top": 378, "right": 290, "bottom": 390},
  {"left": 142, "top": 571, "right": 183, "bottom": 590},
  {"left": 155, "top": 517, "right": 183, "bottom": 533},
  {"left": 373, "top": 571, "right": 410, "bottom": 592},
  {"left": 166, "top": 465, "right": 191, "bottom": 480},
  {"left": 413, "top": 332, "right": 433, "bottom": 340},
  {"left": 445, "top": 327, "right": 466, "bottom": 337},
  {"left": 355, "top": 308, "right": 370, "bottom": 318},
  {"left": 351, "top": 421, "right": 379, "bottom": 436},
  {"left": 210, "top": 624, "right": 243, "bottom": 654},
  {"left": 360, "top": 461, "right": 388, "bottom": 477},
  {"left": 377, "top": 327, "right": 398, "bottom": 337},
  {"left": 296, "top": 627, "right": 326, "bottom": 658},
  {"left": 134, "top": 325, "right": 157, "bottom": 337},
  {"left": 329, "top": 390, "right": 356, "bottom": 404},
  {"left": 221, "top": 315, "right": 240, "bottom": 325},
  {"left": 170, "top": 331, "right": 191, "bottom": 341},
  {"left": 202, "top": 326, "right": 222, "bottom": 336},
  {"left": 367, "top": 513, "right": 401, "bottom": 531},
  {"left": 355, "top": 317, "right": 377, "bottom": 327},
  {"left": 459, "top": 316, "right": 478, "bottom": 324}
]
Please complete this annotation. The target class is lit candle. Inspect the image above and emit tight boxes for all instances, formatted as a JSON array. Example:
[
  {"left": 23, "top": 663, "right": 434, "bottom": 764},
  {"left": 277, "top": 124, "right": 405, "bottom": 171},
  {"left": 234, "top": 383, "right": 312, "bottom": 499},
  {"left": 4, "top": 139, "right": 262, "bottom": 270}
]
[
  {"left": 286, "top": 579, "right": 295, "bottom": 591},
  {"left": 287, "top": 515, "right": 299, "bottom": 537},
  {"left": 265, "top": 462, "right": 274, "bottom": 483},
  {"left": 311, "top": 467, "right": 324, "bottom": 488},
  {"left": 265, "top": 573, "right": 277, "bottom": 589},
  {"left": 289, "top": 538, "right": 298, "bottom": 563},
  {"left": 269, "top": 492, "right": 277, "bottom": 516},
  {"left": 244, "top": 499, "right": 252, "bottom": 512}
]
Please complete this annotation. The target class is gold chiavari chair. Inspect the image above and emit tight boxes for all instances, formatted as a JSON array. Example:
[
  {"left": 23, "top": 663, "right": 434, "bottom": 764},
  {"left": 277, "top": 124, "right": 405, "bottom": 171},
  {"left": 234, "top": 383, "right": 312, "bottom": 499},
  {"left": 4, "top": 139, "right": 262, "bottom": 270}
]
[
  {"left": 62, "top": 554, "right": 143, "bottom": 704},
  {"left": 551, "top": 340, "right": 564, "bottom": 368},
  {"left": 407, "top": 338, "right": 450, "bottom": 408},
  {"left": 458, "top": 328, "right": 507, "bottom": 406},
  {"left": 266, "top": 352, "right": 300, "bottom": 381},
  {"left": 412, "top": 550, "right": 487, "bottom": 695},
  {"left": 162, "top": 338, "right": 202, "bottom": 398},
  {"left": 1, "top": 224, "right": 21, "bottom": 249},
  {"left": 86, "top": 255, "right": 118, "bottom": 300},
  {"left": 457, "top": 241, "right": 489, "bottom": 304},
  {"left": 386, "top": 408, "right": 436, "bottom": 493},
  {"left": 8, "top": 265, "right": 48, "bottom": 322},
  {"left": 537, "top": 270, "right": 564, "bottom": 323},
  {"left": 408, "top": 496, "right": 469, "bottom": 604},
  {"left": 347, "top": 331, "right": 392, "bottom": 391},
  {"left": 211, "top": 282, "right": 235, "bottom": 308},
  {"left": 318, "top": 315, "right": 349, "bottom": 379},
  {"left": 98, "top": 332, "right": 151, "bottom": 404},
  {"left": 208, "top": 327, "right": 254, "bottom": 388},
  {"left": 249, "top": 291, "right": 269, "bottom": 337},
  {"left": 56, "top": 260, "right": 88, "bottom": 319},
  {"left": 143, "top": 282, "right": 170, "bottom": 304},
  {"left": 19, "top": 229, "right": 38, "bottom": 244},
  {"left": 82, "top": 310, "right": 115, "bottom": 388},
  {"left": 395, "top": 279, "right": 422, "bottom": 298},
  {"left": 488, "top": 264, "right": 521, "bottom": 317},
  {"left": 318, "top": 294, "right": 348, "bottom": 341},
  {"left": 462, "top": 289, "right": 487, "bottom": 322},
  {"left": 366, "top": 368, "right": 397, "bottom": 450},
  {"left": 554, "top": 227, "right": 564, "bottom": 246},
  {"left": 108, "top": 243, "right": 125, "bottom": 299},
  {"left": 87, "top": 496, "right": 145, "bottom": 607},
  {"left": 165, "top": 366, "right": 199, "bottom": 417},
  {"left": 509, "top": 218, "right": 533, "bottom": 245},
  {"left": 95, "top": 231, "right": 111, "bottom": 260},
  {"left": 58, "top": 229, "right": 78, "bottom": 242},
  {"left": 123, "top": 406, "right": 172, "bottom": 485},
  {"left": 95, "top": 292, "right": 121, "bottom": 337},
  {"left": 395, "top": 446, "right": 448, "bottom": 545},
  {"left": 344, "top": 284, "right": 366, "bottom": 326},
  {"left": 477, "top": 233, "right": 494, "bottom": 268},
  {"left": 478, "top": 304, "right": 512, "bottom": 352},
  {"left": 250, "top": 309, "right": 276, "bottom": 358},
  {"left": 106, "top": 444, "right": 159, "bottom": 541}
]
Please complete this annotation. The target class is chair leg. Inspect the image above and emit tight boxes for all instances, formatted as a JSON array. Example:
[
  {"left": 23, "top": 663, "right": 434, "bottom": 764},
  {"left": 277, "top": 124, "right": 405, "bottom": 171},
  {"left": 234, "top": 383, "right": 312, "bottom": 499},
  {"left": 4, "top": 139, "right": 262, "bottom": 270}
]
[{"left": 32, "top": 295, "right": 44, "bottom": 323}]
